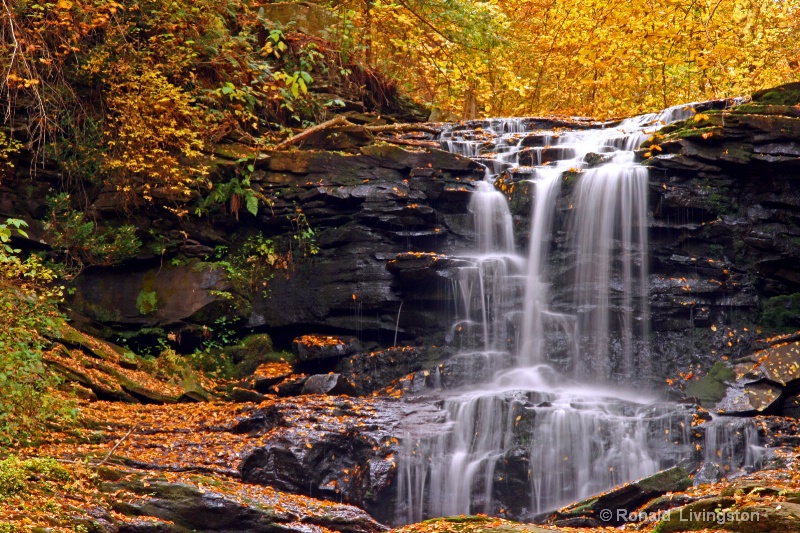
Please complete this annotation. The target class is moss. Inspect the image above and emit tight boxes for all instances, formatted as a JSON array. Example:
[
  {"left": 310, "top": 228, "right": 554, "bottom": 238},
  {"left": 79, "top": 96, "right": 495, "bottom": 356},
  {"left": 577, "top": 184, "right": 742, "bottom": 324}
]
[
  {"left": 708, "top": 244, "right": 725, "bottom": 259},
  {"left": 136, "top": 289, "right": 158, "bottom": 315},
  {"left": 561, "top": 497, "right": 599, "bottom": 516},
  {"left": 706, "top": 193, "right": 738, "bottom": 215},
  {"left": 226, "top": 333, "right": 297, "bottom": 377},
  {"left": 731, "top": 103, "right": 794, "bottom": 115},
  {"left": 0, "top": 456, "right": 71, "bottom": 497},
  {"left": 562, "top": 170, "right": 581, "bottom": 185},
  {"left": 0, "top": 458, "right": 27, "bottom": 496},
  {"left": 752, "top": 82, "right": 800, "bottom": 106},
  {"left": 435, "top": 516, "right": 494, "bottom": 524},
  {"left": 685, "top": 362, "right": 736, "bottom": 406},
  {"left": 668, "top": 126, "right": 724, "bottom": 141},
  {"left": 760, "top": 293, "right": 800, "bottom": 331}
]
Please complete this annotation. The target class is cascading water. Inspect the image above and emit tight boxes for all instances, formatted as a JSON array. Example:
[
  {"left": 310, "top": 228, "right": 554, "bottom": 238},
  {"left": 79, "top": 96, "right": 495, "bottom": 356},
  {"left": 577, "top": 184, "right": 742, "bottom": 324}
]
[{"left": 396, "top": 105, "right": 760, "bottom": 523}]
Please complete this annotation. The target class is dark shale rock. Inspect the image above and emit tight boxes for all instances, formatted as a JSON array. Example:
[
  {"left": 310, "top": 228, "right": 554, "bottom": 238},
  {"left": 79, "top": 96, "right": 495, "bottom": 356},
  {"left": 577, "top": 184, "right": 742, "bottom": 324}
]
[
  {"left": 301, "top": 373, "right": 357, "bottom": 395},
  {"left": 338, "top": 346, "right": 429, "bottom": 395},
  {"left": 229, "top": 387, "right": 267, "bottom": 403},
  {"left": 551, "top": 466, "right": 692, "bottom": 526},
  {"left": 6, "top": 91, "right": 800, "bottom": 387},
  {"left": 106, "top": 476, "right": 385, "bottom": 533},
  {"left": 237, "top": 396, "right": 443, "bottom": 523},
  {"left": 293, "top": 335, "right": 361, "bottom": 364},
  {"left": 275, "top": 375, "right": 309, "bottom": 397},
  {"left": 714, "top": 338, "right": 800, "bottom": 416}
]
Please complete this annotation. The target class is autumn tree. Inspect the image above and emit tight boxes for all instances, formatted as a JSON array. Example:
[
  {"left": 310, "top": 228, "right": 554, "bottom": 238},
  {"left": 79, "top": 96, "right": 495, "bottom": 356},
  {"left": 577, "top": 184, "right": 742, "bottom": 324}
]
[{"left": 337, "top": 0, "right": 799, "bottom": 118}]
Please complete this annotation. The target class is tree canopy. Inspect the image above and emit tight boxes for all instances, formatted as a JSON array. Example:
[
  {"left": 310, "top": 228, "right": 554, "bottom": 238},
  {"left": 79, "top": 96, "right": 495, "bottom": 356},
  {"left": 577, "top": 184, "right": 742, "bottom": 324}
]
[
  {"left": 350, "top": 0, "right": 799, "bottom": 117},
  {"left": 0, "top": 0, "right": 797, "bottom": 207}
]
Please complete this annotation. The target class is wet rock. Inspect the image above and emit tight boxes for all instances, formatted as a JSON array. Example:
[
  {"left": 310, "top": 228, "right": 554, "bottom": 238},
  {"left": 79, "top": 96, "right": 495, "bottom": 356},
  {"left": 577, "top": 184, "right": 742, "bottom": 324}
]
[
  {"left": 276, "top": 375, "right": 309, "bottom": 397},
  {"left": 685, "top": 362, "right": 736, "bottom": 407},
  {"left": 583, "top": 152, "right": 612, "bottom": 167},
  {"left": 654, "top": 496, "right": 800, "bottom": 533},
  {"left": 714, "top": 340, "right": 800, "bottom": 415},
  {"left": 231, "top": 403, "right": 286, "bottom": 434},
  {"left": 439, "top": 351, "right": 514, "bottom": 388},
  {"left": 238, "top": 396, "right": 443, "bottom": 522},
  {"left": 293, "top": 335, "right": 360, "bottom": 363},
  {"left": 106, "top": 475, "right": 385, "bottom": 533},
  {"left": 693, "top": 462, "right": 723, "bottom": 486},
  {"left": 225, "top": 334, "right": 275, "bottom": 377},
  {"left": 251, "top": 361, "right": 294, "bottom": 393},
  {"left": 716, "top": 381, "right": 782, "bottom": 414},
  {"left": 552, "top": 466, "right": 692, "bottom": 526},
  {"left": 69, "top": 261, "right": 248, "bottom": 328},
  {"left": 302, "top": 373, "right": 357, "bottom": 396},
  {"left": 44, "top": 340, "right": 206, "bottom": 404},
  {"left": 229, "top": 387, "right": 267, "bottom": 403},
  {"left": 339, "top": 346, "right": 428, "bottom": 395},
  {"left": 752, "top": 82, "right": 800, "bottom": 105},
  {"left": 753, "top": 341, "right": 800, "bottom": 386}
]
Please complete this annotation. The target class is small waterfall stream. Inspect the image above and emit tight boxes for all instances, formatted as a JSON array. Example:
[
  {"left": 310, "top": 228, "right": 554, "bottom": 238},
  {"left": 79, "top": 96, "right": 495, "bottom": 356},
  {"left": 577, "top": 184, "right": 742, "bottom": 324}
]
[{"left": 396, "top": 106, "right": 761, "bottom": 523}]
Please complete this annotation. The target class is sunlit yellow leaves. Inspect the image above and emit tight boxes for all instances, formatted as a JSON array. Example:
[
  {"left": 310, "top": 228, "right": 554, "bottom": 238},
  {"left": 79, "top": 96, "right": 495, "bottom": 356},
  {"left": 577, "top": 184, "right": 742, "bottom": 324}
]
[
  {"left": 103, "top": 68, "right": 207, "bottom": 206},
  {"left": 340, "top": 0, "right": 800, "bottom": 118}
]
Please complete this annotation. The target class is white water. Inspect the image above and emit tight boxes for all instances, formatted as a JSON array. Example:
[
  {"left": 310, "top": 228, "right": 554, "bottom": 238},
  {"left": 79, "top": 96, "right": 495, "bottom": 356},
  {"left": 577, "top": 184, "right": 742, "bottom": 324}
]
[{"left": 397, "top": 105, "right": 761, "bottom": 522}]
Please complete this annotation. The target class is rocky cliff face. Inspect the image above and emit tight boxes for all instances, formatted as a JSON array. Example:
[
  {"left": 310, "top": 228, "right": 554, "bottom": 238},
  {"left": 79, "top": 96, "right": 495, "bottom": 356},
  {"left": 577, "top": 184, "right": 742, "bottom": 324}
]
[
  {"left": 4, "top": 85, "right": 800, "bottom": 531},
  {"left": 3, "top": 88, "right": 800, "bottom": 383},
  {"left": 640, "top": 86, "right": 800, "bottom": 381}
]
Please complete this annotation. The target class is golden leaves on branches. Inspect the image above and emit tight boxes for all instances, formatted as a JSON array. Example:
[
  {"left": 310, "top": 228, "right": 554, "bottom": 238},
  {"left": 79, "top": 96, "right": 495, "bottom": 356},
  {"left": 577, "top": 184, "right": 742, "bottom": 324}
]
[{"left": 103, "top": 69, "right": 208, "bottom": 206}]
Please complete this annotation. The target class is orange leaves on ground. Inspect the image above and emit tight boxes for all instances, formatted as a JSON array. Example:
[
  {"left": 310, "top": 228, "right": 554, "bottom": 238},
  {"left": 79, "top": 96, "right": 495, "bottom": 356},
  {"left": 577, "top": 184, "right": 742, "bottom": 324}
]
[
  {"left": 253, "top": 361, "right": 293, "bottom": 381},
  {"left": 296, "top": 334, "right": 348, "bottom": 348}
]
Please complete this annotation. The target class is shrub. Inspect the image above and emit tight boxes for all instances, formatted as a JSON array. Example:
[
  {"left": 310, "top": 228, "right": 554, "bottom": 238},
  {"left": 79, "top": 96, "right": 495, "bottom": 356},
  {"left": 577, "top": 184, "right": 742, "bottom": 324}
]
[{"left": 0, "top": 220, "right": 73, "bottom": 447}]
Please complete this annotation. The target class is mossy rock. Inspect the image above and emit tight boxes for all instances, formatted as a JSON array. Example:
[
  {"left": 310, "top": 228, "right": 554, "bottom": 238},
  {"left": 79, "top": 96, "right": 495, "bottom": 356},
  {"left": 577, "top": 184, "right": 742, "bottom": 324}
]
[
  {"left": 752, "top": 82, "right": 800, "bottom": 106},
  {"left": 414, "top": 516, "right": 553, "bottom": 533},
  {"left": 225, "top": 334, "right": 296, "bottom": 378},
  {"left": 51, "top": 324, "right": 133, "bottom": 362},
  {"left": 760, "top": 294, "right": 800, "bottom": 332},
  {"left": 230, "top": 333, "right": 274, "bottom": 363},
  {"left": 685, "top": 361, "right": 736, "bottom": 407},
  {"left": 730, "top": 103, "right": 800, "bottom": 117},
  {"left": 654, "top": 497, "right": 800, "bottom": 532}
]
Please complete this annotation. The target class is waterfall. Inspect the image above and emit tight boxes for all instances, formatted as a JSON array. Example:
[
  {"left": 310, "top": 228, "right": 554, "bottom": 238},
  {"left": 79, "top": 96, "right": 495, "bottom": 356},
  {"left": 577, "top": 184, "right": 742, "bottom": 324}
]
[{"left": 396, "top": 105, "right": 758, "bottom": 523}]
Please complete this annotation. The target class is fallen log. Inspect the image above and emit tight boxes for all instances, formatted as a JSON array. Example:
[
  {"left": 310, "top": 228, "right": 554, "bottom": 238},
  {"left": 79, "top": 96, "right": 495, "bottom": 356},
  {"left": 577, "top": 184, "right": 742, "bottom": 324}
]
[{"left": 273, "top": 116, "right": 442, "bottom": 150}]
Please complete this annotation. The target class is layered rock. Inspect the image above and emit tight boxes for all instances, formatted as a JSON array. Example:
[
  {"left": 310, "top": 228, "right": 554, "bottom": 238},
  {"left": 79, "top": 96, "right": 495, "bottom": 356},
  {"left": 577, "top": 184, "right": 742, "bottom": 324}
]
[{"left": 235, "top": 396, "right": 444, "bottom": 523}]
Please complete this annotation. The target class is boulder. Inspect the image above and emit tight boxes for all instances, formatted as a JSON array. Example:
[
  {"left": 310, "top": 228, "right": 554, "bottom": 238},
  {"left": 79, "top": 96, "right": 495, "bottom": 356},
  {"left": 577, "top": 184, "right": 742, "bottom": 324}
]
[
  {"left": 251, "top": 361, "right": 294, "bottom": 393},
  {"left": 654, "top": 497, "right": 800, "bottom": 533},
  {"left": 339, "top": 346, "right": 429, "bottom": 395},
  {"left": 301, "top": 373, "right": 357, "bottom": 396},
  {"left": 237, "top": 396, "right": 442, "bottom": 522},
  {"left": 105, "top": 474, "right": 385, "bottom": 533},
  {"left": 714, "top": 339, "right": 800, "bottom": 415},
  {"left": 293, "top": 335, "right": 360, "bottom": 363},
  {"left": 552, "top": 466, "right": 692, "bottom": 526}
]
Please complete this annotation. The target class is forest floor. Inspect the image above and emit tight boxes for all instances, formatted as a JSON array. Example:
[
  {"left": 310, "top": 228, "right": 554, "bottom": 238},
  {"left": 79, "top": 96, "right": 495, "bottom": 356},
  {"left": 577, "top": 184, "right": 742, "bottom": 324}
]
[{"left": 4, "top": 388, "right": 800, "bottom": 533}]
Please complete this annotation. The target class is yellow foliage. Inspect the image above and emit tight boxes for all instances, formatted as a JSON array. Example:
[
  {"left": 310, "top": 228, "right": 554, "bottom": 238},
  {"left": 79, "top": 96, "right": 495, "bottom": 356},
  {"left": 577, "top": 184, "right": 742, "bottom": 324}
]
[
  {"left": 339, "top": 0, "right": 800, "bottom": 118},
  {"left": 103, "top": 68, "right": 208, "bottom": 205}
]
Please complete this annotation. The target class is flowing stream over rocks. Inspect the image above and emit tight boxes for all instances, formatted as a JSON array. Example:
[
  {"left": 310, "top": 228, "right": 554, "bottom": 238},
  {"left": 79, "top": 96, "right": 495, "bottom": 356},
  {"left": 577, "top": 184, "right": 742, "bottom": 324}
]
[{"left": 395, "top": 108, "right": 761, "bottom": 523}]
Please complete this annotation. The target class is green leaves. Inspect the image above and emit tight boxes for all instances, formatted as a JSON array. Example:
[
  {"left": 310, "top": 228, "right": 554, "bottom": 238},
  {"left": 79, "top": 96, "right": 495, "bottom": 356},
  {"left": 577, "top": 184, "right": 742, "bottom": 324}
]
[
  {"left": 0, "top": 219, "right": 27, "bottom": 259},
  {"left": 0, "top": 223, "right": 70, "bottom": 447},
  {"left": 245, "top": 194, "right": 259, "bottom": 217},
  {"left": 44, "top": 194, "right": 142, "bottom": 270}
]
